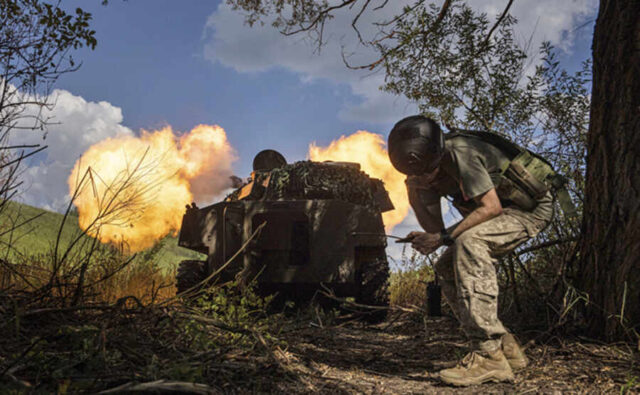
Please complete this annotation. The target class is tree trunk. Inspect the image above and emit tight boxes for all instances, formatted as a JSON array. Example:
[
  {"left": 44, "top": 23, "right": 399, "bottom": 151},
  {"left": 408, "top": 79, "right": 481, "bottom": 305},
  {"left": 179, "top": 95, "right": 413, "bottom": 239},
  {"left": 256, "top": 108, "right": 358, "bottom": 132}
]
[{"left": 579, "top": 0, "right": 640, "bottom": 340}]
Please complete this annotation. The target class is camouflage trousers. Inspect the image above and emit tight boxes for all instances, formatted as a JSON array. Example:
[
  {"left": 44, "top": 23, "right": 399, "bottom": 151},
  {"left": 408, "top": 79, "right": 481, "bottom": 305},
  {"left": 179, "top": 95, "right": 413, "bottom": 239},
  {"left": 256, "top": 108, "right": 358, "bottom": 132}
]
[{"left": 435, "top": 193, "right": 553, "bottom": 353}]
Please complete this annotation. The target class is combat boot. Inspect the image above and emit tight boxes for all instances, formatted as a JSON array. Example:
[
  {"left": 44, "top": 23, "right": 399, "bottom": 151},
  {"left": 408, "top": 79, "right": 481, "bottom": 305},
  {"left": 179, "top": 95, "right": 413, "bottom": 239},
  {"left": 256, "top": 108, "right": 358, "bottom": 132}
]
[
  {"left": 438, "top": 349, "right": 514, "bottom": 387},
  {"left": 502, "top": 333, "right": 528, "bottom": 370}
]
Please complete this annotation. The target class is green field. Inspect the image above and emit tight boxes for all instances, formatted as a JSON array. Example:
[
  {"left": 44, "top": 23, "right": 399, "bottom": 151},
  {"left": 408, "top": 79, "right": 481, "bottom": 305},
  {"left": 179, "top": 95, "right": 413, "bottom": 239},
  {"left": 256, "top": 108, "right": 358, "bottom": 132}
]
[{"left": 0, "top": 200, "right": 204, "bottom": 269}]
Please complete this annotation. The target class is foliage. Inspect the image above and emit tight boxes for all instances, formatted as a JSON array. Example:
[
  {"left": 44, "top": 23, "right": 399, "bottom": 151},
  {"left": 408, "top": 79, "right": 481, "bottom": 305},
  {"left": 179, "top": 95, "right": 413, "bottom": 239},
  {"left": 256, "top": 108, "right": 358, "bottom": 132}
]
[
  {"left": 0, "top": 0, "right": 96, "bottom": 216},
  {"left": 0, "top": 200, "right": 203, "bottom": 268},
  {"left": 621, "top": 375, "right": 639, "bottom": 395},
  {"left": 0, "top": 281, "right": 286, "bottom": 392},
  {"left": 0, "top": 0, "right": 96, "bottom": 95},
  {"left": 0, "top": 232, "right": 174, "bottom": 303},
  {"left": 228, "top": 0, "right": 593, "bottom": 333},
  {"left": 0, "top": 146, "right": 287, "bottom": 391},
  {"left": 228, "top": 0, "right": 591, "bottom": 194},
  {"left": 187, "top": 282, "right": 280, "bottom": 347},
  {"left": 0, "top": 186, "right": 284, "bottom": 391}
]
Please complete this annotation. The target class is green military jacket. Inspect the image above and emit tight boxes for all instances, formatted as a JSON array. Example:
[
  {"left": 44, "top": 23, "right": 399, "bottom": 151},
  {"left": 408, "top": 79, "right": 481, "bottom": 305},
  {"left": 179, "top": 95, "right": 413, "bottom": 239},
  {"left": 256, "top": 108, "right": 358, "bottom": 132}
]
[
  {"left": 406, "top": 134, "right": 512, "bottom": 215},
  {"left": 406, "top": 133, "right": 558, "bottom": 237}
]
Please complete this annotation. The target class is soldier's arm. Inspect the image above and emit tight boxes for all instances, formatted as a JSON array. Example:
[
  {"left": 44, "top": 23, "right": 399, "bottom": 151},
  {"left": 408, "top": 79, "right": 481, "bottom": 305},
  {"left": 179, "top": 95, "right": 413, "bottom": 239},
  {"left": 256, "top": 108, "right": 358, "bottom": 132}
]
[
  {"left": 406, "top": 179, "right": 444, "bottom": 233},
  {"left": 445, "top": 146, "right": 503, "bottom": 240},
  {"left": 449, "top": 187, "right": 503, "bottom": 239}
]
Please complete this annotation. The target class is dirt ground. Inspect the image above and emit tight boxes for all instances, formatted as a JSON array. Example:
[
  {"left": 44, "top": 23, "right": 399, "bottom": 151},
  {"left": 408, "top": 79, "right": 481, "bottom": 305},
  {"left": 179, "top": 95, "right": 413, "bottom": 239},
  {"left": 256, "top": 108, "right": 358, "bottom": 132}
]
[
  {"left": 267, "top": 314, "right": 640, "bottom": 394},
  {"left": 2, "top": 299, "right": 637, "bottom": 393}
]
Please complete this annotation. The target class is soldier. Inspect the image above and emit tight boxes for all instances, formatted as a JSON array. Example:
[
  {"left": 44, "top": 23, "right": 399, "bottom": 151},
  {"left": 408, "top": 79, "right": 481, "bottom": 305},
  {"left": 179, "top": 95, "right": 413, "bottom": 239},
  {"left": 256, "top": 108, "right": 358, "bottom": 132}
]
[{"left": 387, "top": 115, "right": 554, "bottom": 386}]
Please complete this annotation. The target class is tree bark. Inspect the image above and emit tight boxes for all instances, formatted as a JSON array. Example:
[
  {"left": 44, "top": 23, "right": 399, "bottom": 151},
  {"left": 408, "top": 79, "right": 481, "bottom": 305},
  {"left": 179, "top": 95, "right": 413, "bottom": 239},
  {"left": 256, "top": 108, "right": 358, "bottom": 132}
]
[{"left": 579, "top": 0, "right": 640, "bottom": 340}]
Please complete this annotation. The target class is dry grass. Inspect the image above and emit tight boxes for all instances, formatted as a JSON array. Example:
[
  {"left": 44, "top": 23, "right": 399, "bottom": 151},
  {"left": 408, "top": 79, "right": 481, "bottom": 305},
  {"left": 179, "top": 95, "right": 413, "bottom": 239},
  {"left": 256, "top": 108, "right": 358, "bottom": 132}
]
[
  {"left": 0, "top": 246, "right": 176, "bottom": 305},
  {"left": 1, "top": 242, "right": 638, "bottom": 393},
  {"left": 0, "top": 248, "right": 293, "bottom": 392},
  {"left": 388, "top": 249, "right": 435, "bottom": 309}
]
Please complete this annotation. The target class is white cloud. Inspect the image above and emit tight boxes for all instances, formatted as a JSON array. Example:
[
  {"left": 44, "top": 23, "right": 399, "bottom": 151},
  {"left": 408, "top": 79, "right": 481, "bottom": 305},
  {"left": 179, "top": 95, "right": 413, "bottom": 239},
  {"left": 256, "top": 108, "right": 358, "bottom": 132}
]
[
  {"left": 204, "top": 1, "right": 419, "bottom": 124},
  {"left": 204, "top": 0, "right": 597, "bottom": 125},
  {"left": 10, "top": 89, "right": 133, "bottom": 211},
  {"left": 482, "top": 0, "right": 598, "bottom": 53},
  {"left": 204, "top": 1, "right": 597, "bottom": 266}
]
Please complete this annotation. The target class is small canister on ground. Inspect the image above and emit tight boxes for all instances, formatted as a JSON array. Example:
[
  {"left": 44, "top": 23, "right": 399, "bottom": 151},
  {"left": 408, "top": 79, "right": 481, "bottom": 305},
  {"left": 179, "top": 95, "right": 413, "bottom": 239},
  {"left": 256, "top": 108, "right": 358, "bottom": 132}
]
[{"left": 427, "top": 280, "right": 442, "bottom": 317}]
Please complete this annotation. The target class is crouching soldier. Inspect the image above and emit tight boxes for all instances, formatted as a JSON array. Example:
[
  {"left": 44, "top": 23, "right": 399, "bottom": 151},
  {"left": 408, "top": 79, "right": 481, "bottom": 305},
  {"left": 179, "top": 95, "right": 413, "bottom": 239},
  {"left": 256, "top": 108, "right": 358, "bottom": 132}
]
[{"left": 387, "top": 115, "right": 569, "bottom": 386}]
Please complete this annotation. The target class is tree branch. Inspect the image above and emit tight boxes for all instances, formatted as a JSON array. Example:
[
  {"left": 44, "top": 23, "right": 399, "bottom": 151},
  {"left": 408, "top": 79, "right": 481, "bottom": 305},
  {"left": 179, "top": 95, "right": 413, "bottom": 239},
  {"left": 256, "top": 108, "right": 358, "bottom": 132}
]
[
  {"left": 283, "top": 0, "right": 358, "bottom": 37},
  {"left": 344, "top": 0, "right": 452, "bottom": 71},
  {"left": 480, "top": 0, "right": 515, "bottom": 48},
  {"left": 516, "top": 237, "right": 579, "bottom": 256}
]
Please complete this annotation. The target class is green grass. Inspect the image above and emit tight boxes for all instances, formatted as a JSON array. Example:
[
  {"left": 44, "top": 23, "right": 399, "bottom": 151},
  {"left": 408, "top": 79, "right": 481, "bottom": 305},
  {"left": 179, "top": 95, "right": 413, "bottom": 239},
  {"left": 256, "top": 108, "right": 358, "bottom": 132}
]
[{"left": 0, "top": 200, "right": 204, "bottom": 270}]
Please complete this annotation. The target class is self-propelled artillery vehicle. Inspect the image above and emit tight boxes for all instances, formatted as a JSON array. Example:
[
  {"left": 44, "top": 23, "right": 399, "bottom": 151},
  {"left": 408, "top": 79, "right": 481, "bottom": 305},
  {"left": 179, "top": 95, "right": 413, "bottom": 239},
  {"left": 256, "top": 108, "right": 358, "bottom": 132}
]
[{"left": 175, "top": 150, "right": 393, "bottom": 320}]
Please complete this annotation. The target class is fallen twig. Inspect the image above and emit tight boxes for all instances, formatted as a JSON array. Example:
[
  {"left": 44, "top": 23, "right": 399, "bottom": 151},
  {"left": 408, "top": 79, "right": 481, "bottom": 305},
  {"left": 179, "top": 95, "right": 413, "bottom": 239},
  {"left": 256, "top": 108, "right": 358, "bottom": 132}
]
[{"left": 99, "top": 380, "right": 220, "bottom": 394}]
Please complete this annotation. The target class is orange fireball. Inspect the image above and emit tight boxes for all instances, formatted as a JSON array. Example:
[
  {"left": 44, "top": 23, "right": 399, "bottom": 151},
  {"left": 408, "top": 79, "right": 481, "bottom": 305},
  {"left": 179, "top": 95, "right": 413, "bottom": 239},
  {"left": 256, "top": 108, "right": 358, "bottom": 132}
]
[
  {"left": 69, "top": 125, "right": 236, "bottom": 252},
  {"left": 309, "top": 131, "right": 408, "bottom": 231}
]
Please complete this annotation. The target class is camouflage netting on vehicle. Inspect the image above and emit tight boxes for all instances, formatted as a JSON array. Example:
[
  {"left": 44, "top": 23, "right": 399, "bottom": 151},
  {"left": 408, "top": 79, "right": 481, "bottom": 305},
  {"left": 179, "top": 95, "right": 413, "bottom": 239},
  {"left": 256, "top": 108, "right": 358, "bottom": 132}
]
[{"left": 227, "top": 161, "right": 384, "bottom": 209}]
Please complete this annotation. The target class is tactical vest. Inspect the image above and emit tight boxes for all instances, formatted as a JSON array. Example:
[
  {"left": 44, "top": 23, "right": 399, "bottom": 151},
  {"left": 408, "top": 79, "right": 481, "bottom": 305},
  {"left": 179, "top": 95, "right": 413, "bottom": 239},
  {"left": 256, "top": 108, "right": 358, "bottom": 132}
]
[{"left": 445, "top": 129, "right": 577, "bottom": 217}]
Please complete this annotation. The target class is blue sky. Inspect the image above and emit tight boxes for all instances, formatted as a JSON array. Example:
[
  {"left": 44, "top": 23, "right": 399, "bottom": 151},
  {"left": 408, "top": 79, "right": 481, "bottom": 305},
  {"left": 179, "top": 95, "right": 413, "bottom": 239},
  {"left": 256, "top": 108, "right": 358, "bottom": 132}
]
[
  {"left": 56, "top": 0, "right": 382, "bottom": 169},
  {"left": 13, "top": 0, "right": 598, "bottom": 259},
  {"left": 54, "top": 0, "right": 596, "bottom": 169}
]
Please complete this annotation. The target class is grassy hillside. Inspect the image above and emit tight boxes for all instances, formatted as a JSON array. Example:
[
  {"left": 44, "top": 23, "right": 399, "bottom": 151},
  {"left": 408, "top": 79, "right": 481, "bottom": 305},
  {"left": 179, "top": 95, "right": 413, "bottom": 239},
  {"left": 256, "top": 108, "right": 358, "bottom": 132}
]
[{"left": 0, "top": 200, "right": 204, "bottom": 269}]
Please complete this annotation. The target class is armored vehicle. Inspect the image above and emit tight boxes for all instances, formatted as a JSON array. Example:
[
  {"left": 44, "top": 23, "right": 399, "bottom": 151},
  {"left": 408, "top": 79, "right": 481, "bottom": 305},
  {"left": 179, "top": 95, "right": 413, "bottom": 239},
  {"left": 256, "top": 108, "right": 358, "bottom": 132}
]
[{"left": 176, "top": 150, "right": 393, "bottom": 320}]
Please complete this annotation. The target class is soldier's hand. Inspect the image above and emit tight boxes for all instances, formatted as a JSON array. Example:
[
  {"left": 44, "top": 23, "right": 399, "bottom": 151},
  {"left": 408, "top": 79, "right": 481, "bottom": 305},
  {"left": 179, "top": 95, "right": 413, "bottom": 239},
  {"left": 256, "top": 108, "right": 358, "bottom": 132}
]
[
  {"left": 411, "top": 232, "right": 442, "bottom": 255},
  {"left": 405, "top": 231, "right": 423, "bottom": 241}
]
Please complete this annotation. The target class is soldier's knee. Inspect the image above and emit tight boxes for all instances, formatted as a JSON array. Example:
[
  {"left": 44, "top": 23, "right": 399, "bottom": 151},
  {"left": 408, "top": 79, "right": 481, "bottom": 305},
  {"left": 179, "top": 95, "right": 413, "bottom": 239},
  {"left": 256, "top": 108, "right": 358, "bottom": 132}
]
[{"left": 453, "top": 231, "right": 490, "bottom": 261}]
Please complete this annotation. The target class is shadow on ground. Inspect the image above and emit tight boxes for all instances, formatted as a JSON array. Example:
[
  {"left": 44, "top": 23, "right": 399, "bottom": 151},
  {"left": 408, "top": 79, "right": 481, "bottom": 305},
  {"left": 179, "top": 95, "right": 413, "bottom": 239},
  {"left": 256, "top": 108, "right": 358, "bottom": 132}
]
[{"left": 273, "top": 315, "right": 639, "bottom": 394}]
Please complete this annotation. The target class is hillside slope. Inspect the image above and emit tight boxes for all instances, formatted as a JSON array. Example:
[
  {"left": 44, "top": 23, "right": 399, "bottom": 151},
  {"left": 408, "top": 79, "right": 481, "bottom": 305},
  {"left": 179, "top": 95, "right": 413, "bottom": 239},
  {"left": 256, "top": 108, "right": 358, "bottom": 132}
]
[{"left": 0, "top": 201, "right": 204, "bottom": 268}]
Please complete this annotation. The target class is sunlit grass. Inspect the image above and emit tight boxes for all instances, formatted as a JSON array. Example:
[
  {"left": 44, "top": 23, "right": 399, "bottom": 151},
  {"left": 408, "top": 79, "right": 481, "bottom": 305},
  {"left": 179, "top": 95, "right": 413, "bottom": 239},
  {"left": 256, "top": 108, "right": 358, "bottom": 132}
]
[
  {"left": 0, "top": 200, "right": 204, "bottom": 271},
  {"left": 388, "top": 247, "right": 435, "bottom": 308}
]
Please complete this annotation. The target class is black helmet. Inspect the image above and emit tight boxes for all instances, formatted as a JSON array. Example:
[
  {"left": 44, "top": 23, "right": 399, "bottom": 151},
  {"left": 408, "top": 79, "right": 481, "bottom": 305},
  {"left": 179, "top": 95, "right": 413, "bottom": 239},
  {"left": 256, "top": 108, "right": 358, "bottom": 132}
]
[
  {"left": 253, "top": 149, "right": 287, "bottom": 171},
  {"left": 387, "top": 115, "right": 444, "bottom": 175}
]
